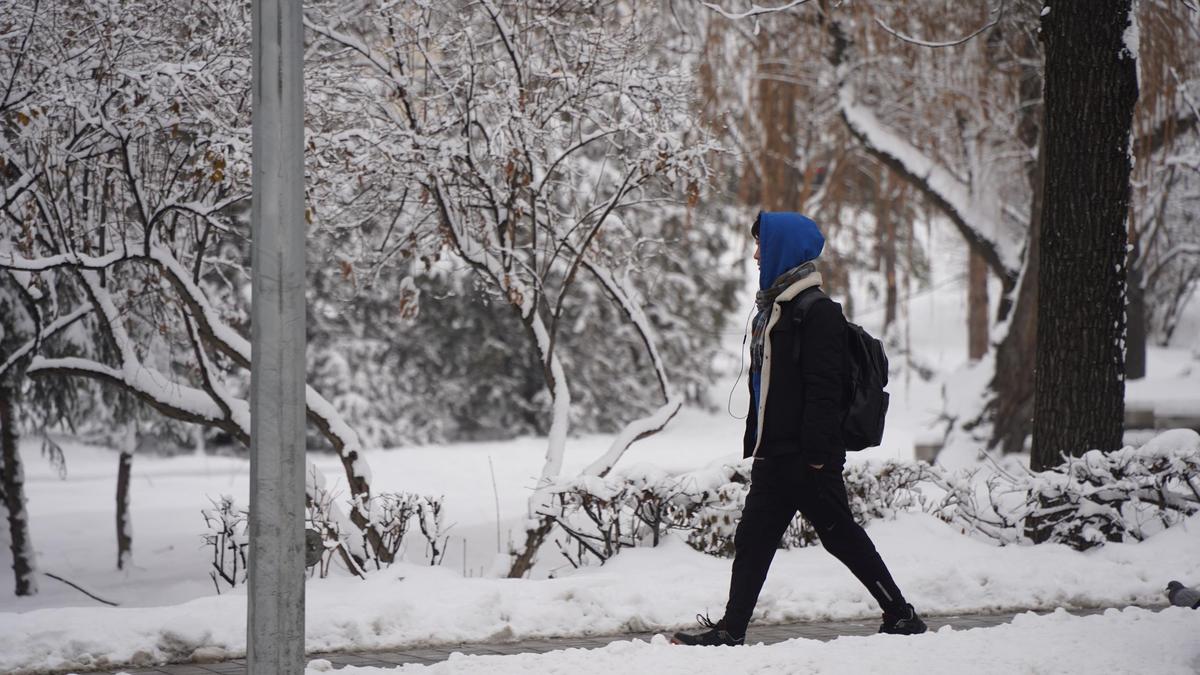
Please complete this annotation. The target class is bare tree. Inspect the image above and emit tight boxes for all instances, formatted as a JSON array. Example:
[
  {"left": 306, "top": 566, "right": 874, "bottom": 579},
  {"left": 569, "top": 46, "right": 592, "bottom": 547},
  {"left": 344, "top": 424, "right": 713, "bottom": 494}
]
[
  {"left": 305, "top": 0, "right": 715, "bottom": 577},
  {"left": 0, "top": 0, "right": 394, "bottom": 567}
]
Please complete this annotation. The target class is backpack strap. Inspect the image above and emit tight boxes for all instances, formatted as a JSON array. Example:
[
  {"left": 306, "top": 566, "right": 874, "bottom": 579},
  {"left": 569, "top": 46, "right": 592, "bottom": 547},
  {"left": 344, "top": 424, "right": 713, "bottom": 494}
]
[{"left": 790, "top": 287, "right": 828, "bottom": 365}]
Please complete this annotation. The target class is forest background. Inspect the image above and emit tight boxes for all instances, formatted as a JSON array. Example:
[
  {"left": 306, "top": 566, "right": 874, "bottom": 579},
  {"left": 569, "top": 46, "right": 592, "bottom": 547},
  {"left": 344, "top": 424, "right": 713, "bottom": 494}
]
[{"left": 1, "top": 0, "right": 1198, "bottom": 594}]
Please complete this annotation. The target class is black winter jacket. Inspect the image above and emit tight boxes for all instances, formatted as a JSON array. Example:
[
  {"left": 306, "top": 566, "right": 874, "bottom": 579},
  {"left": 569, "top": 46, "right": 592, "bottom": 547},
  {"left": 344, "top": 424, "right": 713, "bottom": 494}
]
[{"left": 742, "top": 286, "right": 847, "bottom": 467}]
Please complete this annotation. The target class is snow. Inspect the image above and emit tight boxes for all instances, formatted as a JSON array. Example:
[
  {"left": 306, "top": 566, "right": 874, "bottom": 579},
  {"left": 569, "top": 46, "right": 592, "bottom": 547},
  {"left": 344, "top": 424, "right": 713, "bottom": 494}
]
[
  {"left": 2, "top": 227, "right": 1198, "bottom": 673},
  {"left": 1123, "top": 1, "right": 1141, "bottom": 63},
  {"left": 310, "top": 608, "right": 1200, "bottom": 675},
  {"left": 836, "top": 85, "right": 1023, "bottom": 276},
  {"left": 314, "top": 607, "right": 1200, "bottom": 675},
  {"left": 699, "top": 0, "right": 811, "bottom": 22},
  {"left": 1126, "top": 347, "right": 1200, "bottom": 420},
  {"left": 3, "top": 457, "right": 1199, "bottom": 672}
]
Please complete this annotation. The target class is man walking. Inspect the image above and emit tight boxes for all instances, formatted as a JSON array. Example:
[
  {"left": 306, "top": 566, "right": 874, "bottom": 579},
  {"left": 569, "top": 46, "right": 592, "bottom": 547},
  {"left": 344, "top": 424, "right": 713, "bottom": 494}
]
[{"left": 673, "top": 212, "right": 925, "bottom": 646}]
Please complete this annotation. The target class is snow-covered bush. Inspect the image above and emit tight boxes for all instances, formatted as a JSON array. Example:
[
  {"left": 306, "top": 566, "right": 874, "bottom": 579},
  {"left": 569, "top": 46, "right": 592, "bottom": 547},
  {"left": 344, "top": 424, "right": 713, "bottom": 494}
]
[
  {"left": 545, "top": 458, "right": 935, "bottom": 566},
  {"left": 545, "top": 430, "right": 1200, "bottom": 568},
  {"left": 546, "top": 466, "right": 697, "bottom": 568},
  {"left": 369, "top": 492, "right": 448, "bottom": 568},
  {"left": 305, "top": 482, "right": 448, "bottom": 577},
  {"left": 200, "top": 496, "right": 248, "bottom": 592},
  {"left": 204, "top": 488, "right": 447, "bottom": 586},
  {"left": 940, "top": 429, "right": 1200, "bottom": 550}
]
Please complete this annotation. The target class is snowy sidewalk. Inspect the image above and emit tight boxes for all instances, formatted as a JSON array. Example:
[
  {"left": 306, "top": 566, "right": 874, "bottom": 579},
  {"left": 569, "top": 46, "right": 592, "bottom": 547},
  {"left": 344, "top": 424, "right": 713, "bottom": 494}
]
[{"left": 85, "top": 605, "right": 1149, "bottom": 674}]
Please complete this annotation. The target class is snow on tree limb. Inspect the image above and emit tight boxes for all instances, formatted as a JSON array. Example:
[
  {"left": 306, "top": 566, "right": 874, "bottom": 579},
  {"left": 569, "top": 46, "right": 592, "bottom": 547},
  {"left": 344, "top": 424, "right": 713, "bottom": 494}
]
[
  {"left": 22, "top": 277, "right": 372, "bottom": 564},
  {"left": 836, "top": 81, "right": 1022, "bottom": 285},
  {"left": 699, "top": 0, "right": 814, "bottom": 21},
  {"left": 872, "top": 1, "right": 1007, "bottom": 49},
  {"left": 0, "top": 303, "right": 92, "bottom": 378},
  {"left": 2, "top": 242, "right": 388, "bottom": 559},
  {"left": 0, "top": 249, "right": 129, "bottom": 273},
  {"left": 140, "top": 246, "right": 382, "bottom": 547},
  {"left": 28, "top": 354, "right": 245, "bottom": 434},
  {"left": 427, "top": 175, "right": 572, "bottom": 484},
  {"left": 1146, "top": 243, "right": 1200, "bottom": 286},
  {"left": 579, "top": 258, "right": 682, "bottom": 478}
]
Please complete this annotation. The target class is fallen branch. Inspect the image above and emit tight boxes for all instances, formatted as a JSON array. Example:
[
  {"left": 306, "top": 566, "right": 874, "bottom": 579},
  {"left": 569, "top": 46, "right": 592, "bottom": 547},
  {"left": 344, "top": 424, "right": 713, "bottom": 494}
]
[{"left": 43, "top": 572, "right": 120, "bottom": 607}]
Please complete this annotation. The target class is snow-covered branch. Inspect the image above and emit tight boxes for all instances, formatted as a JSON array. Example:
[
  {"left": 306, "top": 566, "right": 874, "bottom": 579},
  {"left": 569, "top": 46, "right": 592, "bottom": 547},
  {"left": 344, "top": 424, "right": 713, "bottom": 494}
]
[
  {"left": 836, "top": 82, "right": 1021, "bottom": 285},
  {"left": 28, "top": 354, "right": 248, "bottom": 441},
  {"left": 873, "top": 1, "right": 1006, "bottom": 49},
  {"left": 0, "top": 248, "right": 130, "bottom": 273},
  {"left": 140, "top": 245, "right": 385, "bottom": 557},
  {"left": 0, "top": 303, "right": 92, "bottom": 379},
  {"left": 698, "top": 0, "right": 813, "bottom": 21},
  {"left": 578, "top": 257, "right": 682, "bottom": 478},
  {"left": 1146, "top": 243, "right": 1200, "bottom": 286}
]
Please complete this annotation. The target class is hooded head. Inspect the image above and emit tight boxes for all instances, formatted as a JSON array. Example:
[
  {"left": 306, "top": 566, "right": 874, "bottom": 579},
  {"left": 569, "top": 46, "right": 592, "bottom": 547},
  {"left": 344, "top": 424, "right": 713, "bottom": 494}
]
[{"left": 753, "top": 212, "right": 825, "bottom": 290}]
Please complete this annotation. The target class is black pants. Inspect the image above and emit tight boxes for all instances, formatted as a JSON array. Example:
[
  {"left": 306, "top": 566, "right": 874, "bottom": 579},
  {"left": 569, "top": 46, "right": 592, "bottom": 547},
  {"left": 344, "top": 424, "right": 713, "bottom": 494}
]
[{"left": 722, "top": 454, "right": 909, "bottom": 637}]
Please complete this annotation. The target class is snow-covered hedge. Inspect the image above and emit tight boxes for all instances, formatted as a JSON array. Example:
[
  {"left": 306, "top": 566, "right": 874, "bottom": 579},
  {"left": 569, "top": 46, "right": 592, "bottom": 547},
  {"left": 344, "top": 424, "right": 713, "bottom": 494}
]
[
  {"left": 543, "top": 458, "right": 934, "bottom": 566},
  {"left": 941, "top": 429, "right": 1200, "bottom": 550},
  {"left": 542, "top": 430, "right": 1200, "bottom": 567}
]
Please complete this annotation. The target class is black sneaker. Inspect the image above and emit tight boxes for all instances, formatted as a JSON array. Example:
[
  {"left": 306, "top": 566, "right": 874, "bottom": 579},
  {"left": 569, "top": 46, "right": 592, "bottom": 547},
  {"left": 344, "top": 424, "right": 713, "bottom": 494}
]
[
  {"left": 879, "top": 604, "right": 927, "bottom": 635},
  {"left": 671, "top": 614, "right": 745, "bottom": 646}
]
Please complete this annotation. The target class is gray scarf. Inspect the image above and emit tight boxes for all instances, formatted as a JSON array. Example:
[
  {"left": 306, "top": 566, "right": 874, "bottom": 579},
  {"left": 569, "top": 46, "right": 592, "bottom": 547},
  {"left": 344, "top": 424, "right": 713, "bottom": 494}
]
[{"left": 750, "top": 262, "right": 816, "bottom": 374}]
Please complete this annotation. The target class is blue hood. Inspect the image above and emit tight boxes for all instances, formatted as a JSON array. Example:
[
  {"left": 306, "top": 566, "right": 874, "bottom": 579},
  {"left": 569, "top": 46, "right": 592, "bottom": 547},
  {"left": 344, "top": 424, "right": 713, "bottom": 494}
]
[{"left": 757, "top": 212, "right": 825, "bottom": 290}]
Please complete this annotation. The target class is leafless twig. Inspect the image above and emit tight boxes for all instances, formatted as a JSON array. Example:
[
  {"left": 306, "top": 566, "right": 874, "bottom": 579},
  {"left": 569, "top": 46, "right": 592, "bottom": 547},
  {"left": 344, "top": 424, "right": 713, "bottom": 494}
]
[
  {"left": 873, "top": 1, "right": 1007, "bottom": 49},
  {"left": 699, "top": 0, "right": 813, "bottom": 21}
]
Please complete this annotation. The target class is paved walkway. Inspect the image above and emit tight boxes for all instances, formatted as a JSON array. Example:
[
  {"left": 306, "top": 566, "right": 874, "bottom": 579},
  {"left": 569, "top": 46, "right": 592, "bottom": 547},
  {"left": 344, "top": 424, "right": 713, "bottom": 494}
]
[{"left": 93, "top": 606, "right": 1136, "bottom": 674}]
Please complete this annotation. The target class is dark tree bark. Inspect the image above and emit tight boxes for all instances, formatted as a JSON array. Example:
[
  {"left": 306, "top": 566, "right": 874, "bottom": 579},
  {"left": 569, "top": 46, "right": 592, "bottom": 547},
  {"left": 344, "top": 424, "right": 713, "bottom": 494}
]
[
  {"left": 985, "top": 2, "right": 1043, "bottom": 455},
  {"left": 1125, "top": 242, "right": 1147, "bottom": 380},
  {"left": 987, "top": 133, "right": 1043, "bottom": 455},
  {"left": 758, "top": 33, "right": 801, "bottom": 213},
  {"left": 876, "top": 172, "right": 899, "bottom": 336},
  {"left": 1031, "top": 0, "right": 1138, "bottom": 470},
  {"left": 506, "top": 517, "right": 554, "bottom": 579},
  {"left": 1, "top": 385, "right": 38, "bottom": 596},
  {"left": 968, "top": 250, "right": 989, "bottom": 361},
  {"left": 116, "top": 425, "right": 134, "bottom": 570}
]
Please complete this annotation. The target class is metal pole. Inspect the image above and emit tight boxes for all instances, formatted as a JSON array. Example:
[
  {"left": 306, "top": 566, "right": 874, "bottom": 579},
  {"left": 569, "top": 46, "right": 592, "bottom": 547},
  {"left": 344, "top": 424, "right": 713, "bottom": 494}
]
[{"left": 249, "top": 0, "right": 306, "bottom": 672}]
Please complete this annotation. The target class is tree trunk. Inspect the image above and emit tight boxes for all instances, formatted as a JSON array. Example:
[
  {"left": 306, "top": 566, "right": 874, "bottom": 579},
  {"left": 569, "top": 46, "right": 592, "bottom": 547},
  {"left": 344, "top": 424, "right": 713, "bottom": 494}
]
[
  {"left": 986, "top": 4, "right": 1044, "bottom": 455},
  {"left": 987, "top": 220, "right": 1039, "bottom": 455},
  {"left": 506, "top": 516, "right": 554, "bottom": 579},
  {"left": 116, "top": 424, "right": 134, "bottom": 570},
  {"left": 968, "top": 249, "right": 989, "bottom": 361},
  {"left": 1031, "top": 0, "right": 1137, "bottom": 471},
  {"left": 0, "top": 385, "right": 38, "bottom": 596},
  {"left": 758, "top": 32, "right": 800, "bottom": 212},
  {"left": 1126, "top": 243, "right": 1147, "bottom": 380},
  {"left": 876, "top": 172, "right": 899, "bottom": 336}
]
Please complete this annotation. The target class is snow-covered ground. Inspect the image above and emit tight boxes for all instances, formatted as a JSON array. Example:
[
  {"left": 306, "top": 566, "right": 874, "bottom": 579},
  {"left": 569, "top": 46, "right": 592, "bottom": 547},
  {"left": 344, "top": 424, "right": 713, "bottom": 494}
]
[
  {"left": 2, "top": 226, "right": 1199, "bottom": 673},
  {"left": 4, "top": 509, "right": 1199, "bottom": 672},
  {"left": 310, "top": 607, "right": 1200, "bottom": 675}
]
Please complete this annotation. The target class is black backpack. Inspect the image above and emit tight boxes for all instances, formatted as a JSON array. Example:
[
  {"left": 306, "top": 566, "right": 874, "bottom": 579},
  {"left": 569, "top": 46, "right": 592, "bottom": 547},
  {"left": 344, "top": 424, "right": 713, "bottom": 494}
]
[{"left": 791, "top": 289, "right": 890, "bottom": 451}]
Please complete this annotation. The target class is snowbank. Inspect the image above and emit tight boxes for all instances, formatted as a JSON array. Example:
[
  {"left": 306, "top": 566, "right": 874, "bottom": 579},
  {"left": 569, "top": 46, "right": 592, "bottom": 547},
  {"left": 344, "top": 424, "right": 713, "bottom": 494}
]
[
  {"left": 3, "top": 512, "right": 1198, "bottom": 673},
  {"left": 311, "top": 607, "right": 1200, "bottom": 675}
]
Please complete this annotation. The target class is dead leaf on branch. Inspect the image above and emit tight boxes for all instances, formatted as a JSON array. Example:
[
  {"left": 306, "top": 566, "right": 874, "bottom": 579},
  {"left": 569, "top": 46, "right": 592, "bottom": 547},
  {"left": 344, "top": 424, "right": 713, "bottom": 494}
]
[{"left": 397, "top": 277, "right": 420, "bottom": 321}]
